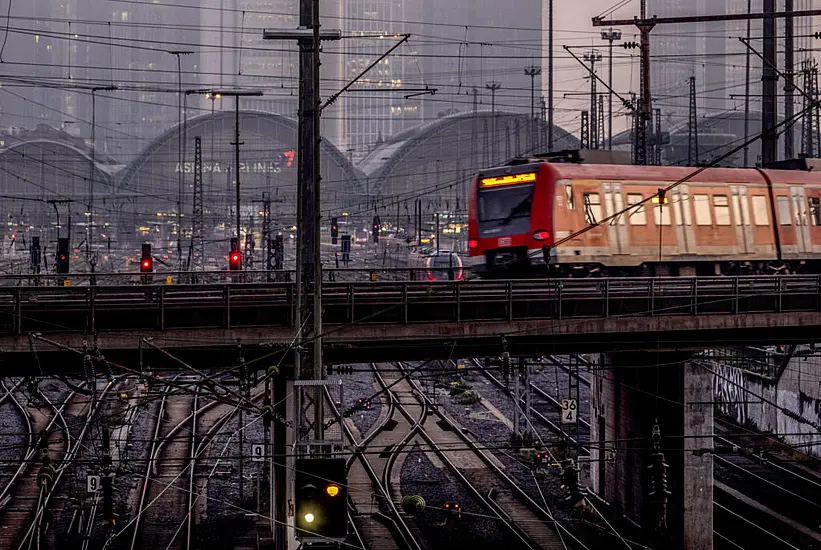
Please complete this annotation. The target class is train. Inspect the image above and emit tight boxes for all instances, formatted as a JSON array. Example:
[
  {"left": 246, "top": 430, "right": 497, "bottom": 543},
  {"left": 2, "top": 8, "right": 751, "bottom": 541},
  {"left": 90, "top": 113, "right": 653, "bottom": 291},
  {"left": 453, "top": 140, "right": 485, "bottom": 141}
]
[
  {"left": 468, "top": 157, "right": 821, "bottom": 277},
  {"left": 408, "top": 246, "right": 464, "bottom": 281}
]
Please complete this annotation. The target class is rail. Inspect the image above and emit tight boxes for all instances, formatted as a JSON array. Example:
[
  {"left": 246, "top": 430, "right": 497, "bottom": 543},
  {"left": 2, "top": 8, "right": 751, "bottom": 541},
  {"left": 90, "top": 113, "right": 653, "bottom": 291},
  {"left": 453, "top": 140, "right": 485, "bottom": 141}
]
[{"left": 0, "top": 275, "right": 819, "bottom": 335}]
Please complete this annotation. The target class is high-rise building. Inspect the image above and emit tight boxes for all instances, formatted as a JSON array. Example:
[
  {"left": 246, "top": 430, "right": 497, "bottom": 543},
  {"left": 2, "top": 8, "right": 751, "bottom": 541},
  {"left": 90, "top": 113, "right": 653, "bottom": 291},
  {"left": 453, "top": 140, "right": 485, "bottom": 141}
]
[
  {"left": 198, "top": 0, "right": 299, "bottom": 117},
  {"left": 0, "top": 0, "right": 200, "bottom": 159}
]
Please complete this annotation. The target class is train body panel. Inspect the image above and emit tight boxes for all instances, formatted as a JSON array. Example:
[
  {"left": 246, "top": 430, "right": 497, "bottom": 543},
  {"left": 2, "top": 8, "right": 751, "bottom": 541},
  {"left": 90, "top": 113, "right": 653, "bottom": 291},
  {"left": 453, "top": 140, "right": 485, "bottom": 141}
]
[{"left": 469, "top": 162, "right": 821, "bottom": 276}]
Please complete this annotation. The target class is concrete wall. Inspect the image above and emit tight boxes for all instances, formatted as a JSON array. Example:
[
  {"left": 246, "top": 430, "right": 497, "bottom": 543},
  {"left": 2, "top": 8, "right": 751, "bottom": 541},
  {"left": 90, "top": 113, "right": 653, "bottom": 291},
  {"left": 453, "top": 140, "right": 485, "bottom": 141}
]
[
  {"left": 591, "top": 353, "right": 713, "bottom": 550},
  {"left": 709, "top": 353, "right": 821, "bottom": 460}
]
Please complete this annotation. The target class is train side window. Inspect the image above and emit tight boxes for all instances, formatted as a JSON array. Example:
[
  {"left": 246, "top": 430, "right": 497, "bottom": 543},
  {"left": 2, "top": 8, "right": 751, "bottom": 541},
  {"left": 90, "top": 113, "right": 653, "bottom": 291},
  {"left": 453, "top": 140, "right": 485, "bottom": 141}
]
[
  {"left": 752, "top": 195, "right": 769, "bottom": 225},
  {"left": 583, "top": 192, "right": 602, "bottom": 224},
  {"left": 693, "top": 194, "right": 712, "bottom": 225},
  {"left": 809, "top": 197, "right": 821, "bottom": 226},
  {"left": 777, "top": 196, "right": 792, "bottom": 225},
  {"left": 626, "top": 193, "right": 646, "bottom": 225},
  {"left": 713, "top": 195, "right": 731, "bottom": 226},
  {"left": 653, "top": 201, "right": 672, "bottom": 225},
  {"left": 566, "top": 184, "right": 575, "bottom": 210}
]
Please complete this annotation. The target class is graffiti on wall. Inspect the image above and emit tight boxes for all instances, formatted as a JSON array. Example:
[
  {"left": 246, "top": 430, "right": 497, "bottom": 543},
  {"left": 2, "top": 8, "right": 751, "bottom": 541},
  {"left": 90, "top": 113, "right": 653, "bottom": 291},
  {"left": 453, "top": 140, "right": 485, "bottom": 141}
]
[{"left": 713, "top": 363, "right": 747, "bottom": 425}]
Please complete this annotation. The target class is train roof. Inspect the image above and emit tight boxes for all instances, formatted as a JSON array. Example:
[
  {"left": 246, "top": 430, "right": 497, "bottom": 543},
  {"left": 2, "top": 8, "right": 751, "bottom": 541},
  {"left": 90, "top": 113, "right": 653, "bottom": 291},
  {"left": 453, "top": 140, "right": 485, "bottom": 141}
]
[{"left": 536, "top": 163, "right": 821, "bottom": 186}]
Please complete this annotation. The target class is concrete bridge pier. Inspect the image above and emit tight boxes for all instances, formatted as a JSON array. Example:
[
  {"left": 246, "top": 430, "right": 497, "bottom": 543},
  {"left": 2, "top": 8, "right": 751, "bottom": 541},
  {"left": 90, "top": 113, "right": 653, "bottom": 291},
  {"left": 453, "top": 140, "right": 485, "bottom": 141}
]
[{"left": 589, "top": 353, "right": 713, "bottom": 549}]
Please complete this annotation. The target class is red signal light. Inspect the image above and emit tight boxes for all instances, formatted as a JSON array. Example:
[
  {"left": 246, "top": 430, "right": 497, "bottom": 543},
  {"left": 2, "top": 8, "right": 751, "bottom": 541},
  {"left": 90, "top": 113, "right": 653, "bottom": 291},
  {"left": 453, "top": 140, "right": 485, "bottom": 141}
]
[
  {"left": 142, "top": 260, "right": 151, "bottom": 269},
  {"left": 231, "top": 253, "right": 240, "bottom": 262}
]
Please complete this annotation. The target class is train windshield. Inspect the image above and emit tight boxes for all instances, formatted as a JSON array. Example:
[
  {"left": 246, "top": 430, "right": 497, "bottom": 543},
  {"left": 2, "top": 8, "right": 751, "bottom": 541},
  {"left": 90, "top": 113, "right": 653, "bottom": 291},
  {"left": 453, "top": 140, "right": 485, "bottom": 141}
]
[
  {"left": 478, "top": 184, "right": 534, "bottom": 224},
  {"left": 431, "top": 253, "right": 459, "bottom": 269}
]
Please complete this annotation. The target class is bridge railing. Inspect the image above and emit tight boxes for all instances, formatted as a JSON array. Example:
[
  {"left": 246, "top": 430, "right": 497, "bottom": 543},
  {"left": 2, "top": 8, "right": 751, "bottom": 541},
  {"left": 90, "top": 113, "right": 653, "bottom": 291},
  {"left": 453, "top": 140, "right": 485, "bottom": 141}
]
[
  {"left": 0, "top": 267, "right": 467, "bottom": 287},
  {"left": 0, "top": 275, "right": 818, "bottom": 335}
]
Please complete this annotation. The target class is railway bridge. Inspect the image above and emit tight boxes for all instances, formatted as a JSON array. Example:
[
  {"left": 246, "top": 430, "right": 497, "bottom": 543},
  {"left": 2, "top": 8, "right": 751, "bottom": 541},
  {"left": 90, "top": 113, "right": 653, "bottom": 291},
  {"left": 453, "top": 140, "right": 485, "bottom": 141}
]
[{"left": 2, "top": 273, "right": 813, "bottom": 549}]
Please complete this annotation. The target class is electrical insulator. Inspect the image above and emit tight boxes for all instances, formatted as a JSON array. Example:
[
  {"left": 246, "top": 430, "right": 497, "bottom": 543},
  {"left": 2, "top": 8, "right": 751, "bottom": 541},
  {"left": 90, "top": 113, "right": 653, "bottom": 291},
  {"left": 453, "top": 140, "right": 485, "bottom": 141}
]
[
  {"left": 501, "top": 351, "right": 511, "bottom": 381},
  {"left": 648, "top": 451, "right": 671, "bottom": 504},
  {"left": 561, "top": 458, "right": 586, "bottom": 506}
]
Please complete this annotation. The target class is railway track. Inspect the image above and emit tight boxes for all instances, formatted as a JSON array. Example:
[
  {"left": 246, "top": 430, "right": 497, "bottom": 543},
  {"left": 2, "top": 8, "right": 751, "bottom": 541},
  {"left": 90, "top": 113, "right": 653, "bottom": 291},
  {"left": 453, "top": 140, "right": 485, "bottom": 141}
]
[
  {"left": 388, "top": 362, "right": 581, "bottom": 550},
  {"left": 130, "top": 377, "right": 198, "bottom": 550},
  {"left": 713, "top": 418, "right": 821, "bottom": 549},
  {"left": 471, "top": 358, "right": 590, "bottom": 455},
  {"left": 325, "top": 370, "right": 426, "bottom": 550},
  {"left": 0, "top": 378, "right": 118, "bottom": 550}
]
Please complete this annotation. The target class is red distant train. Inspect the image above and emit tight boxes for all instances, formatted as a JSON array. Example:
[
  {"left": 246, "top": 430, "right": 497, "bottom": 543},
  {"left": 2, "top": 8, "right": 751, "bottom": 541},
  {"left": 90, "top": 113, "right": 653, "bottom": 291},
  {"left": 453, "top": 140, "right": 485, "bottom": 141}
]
[
  {"left": 468, "top": 158, "right": 821, "bottom": 277},
  {"left": 408, "top": 247, "right": 464, "bottom": 281}
]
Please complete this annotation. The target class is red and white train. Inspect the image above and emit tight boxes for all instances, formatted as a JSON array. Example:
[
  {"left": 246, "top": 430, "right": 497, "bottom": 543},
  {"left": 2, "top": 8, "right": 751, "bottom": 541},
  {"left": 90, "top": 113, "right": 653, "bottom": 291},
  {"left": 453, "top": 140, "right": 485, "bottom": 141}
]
[
  {"left": 408, "top": 247, "right": 464, "bottom": 281},
  {"left": 468, "top": 159, "right": 821, "bottom": 277}
]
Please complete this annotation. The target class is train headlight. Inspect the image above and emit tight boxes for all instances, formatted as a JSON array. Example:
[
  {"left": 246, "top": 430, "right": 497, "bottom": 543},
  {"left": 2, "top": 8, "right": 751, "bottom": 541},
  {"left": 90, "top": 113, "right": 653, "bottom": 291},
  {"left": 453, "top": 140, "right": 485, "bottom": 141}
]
[{"left": 532, "top": 230, "right": 551, "bottom": 241}]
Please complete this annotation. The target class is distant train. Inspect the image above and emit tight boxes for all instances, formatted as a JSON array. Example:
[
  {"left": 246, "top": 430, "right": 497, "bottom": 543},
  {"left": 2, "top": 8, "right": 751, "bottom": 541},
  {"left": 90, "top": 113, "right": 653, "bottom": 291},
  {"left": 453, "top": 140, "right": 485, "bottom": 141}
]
[
  {"left": 408, "top": 247, "right": 464, "bottom": 281},
  {"left": 468, "top": 158, "right": 821, "bottom": 277}
]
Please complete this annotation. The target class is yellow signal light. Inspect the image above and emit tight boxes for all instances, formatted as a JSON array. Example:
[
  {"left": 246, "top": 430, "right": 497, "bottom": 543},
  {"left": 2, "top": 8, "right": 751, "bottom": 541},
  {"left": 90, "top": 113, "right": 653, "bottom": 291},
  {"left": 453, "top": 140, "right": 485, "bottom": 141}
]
[{"left": 325, "top": 484, "right": 340, "bottom": 497}]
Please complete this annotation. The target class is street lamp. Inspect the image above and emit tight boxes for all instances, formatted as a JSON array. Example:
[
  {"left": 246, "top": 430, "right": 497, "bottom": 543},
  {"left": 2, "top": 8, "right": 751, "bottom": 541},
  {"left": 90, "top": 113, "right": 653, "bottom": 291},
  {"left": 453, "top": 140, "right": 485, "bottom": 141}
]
[
  {"left": 89, "top": 85, "right": 118, "bottom": 280},
  {"left": 168, "top": 50, "right": 193, "bottom": 270},
  {"left": 209, "top": 89, "right": 263, "bottom": 253},
  {"left": 601, "top": 28, "right": 622, "bottom": 151}
]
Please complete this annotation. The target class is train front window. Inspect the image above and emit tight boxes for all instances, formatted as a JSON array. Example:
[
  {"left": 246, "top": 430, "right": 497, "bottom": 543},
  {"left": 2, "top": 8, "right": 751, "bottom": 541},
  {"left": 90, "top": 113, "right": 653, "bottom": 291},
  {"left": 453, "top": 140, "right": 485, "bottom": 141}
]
[{"left": 478, "top": 184, "right": 534, "bottom": 224}]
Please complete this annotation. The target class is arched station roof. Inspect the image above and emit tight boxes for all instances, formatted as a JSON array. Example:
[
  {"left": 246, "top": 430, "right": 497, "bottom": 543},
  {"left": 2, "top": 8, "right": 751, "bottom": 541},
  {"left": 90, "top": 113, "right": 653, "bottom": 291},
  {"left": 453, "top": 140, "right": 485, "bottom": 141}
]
[
  {"left": 359, "top": 110, "right": 579, "bottom": 199},
  {"left": 118, "top": 110, "right": 365, "bottom": 199}
]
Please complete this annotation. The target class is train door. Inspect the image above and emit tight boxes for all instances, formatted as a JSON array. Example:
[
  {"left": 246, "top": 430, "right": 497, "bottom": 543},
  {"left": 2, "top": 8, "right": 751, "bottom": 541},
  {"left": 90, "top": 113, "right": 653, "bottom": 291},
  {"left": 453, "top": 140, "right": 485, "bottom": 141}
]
[
  {"left": 791, "top": 186, "right": 812, "bottom": 253},
  {"left": 603, "top": 182, "right": 624, "bottom": 255},
  {"left": 672, "top": 185, "right": 694, "bottom": 255},
  {"left": 730, "top": 185, "right": 753, "bottom": 254}
]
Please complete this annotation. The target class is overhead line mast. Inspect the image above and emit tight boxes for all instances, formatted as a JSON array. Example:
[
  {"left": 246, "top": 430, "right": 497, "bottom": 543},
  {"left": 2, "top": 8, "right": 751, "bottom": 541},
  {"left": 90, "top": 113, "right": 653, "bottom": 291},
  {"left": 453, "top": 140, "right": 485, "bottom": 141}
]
[{"left": 593, "top": 7, "right": 821, "bottom": 166}]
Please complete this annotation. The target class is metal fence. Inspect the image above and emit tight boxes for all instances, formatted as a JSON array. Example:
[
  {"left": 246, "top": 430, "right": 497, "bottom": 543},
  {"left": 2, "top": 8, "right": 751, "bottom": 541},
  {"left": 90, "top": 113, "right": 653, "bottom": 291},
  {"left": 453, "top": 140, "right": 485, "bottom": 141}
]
[{"left": 0, "top": 275, "right": 819, "bottom": 335}]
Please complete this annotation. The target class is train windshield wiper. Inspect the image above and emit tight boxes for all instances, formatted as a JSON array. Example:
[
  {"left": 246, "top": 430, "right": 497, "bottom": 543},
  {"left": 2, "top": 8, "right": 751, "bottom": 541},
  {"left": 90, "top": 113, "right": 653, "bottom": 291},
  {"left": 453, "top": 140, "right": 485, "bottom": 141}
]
[{"left": 500, "top": 195, "right": 532, "bottom": 225}]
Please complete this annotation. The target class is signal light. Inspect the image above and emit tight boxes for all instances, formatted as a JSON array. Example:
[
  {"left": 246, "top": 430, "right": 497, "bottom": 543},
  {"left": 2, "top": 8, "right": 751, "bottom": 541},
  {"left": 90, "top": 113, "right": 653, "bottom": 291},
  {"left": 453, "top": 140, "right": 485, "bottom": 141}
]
[
  {"left": 331, "top": 217, "right": 339, "bottom": 245},
  {"left": 372, "top": 215, "right": 380, "bottom": 243},
  {"left": 294, "top": 458, "right": 347, "bottom": 539},
  {"left": 56, "top": 238, "right": 70, "bottom": 274},
  {"left": 229, "top": 238, "right": 241, "bottom": 271}
]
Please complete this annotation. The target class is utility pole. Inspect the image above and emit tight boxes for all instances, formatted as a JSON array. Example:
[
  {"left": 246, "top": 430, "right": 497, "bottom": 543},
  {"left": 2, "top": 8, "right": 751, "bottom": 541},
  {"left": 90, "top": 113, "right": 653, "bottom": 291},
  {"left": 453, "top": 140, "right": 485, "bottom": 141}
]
[
  {"left": 191, "top": 136, "right": 204, "bottom": 273},
  {"left": 213, "top": 89, "right": 263, "bottom": 270},
  {"left": 547, "top": 0, "right": 554, "bottom": 151},
  {"left": 169, "top": 50, "right": 193, "bottom": 270},
  {"left": 89, "top": 86, "right": 117, "bottom": 282},
  {"left": 524, "top": 66, "right": 542, "bottom": 151},
  {"left": 486, "top": 81, "right": 501, "bottom": 163},
  {"left": 263, "top": 23, "right": 341, "bottom": 550},
  {"left": 762, "top": 0, "right": 777, "bottom": 165},
  {"left": 743, "top": 0, "right": 752, "bottom": 167},
  {"left": 688, "top": 76, "right": 700, "bottom": 166},
  {"left": 601, "top": 28, "right": 622, "bottom": 150},
  {"left": 583, "top": 50, "right": 602, "bottom": 150},
  {"left": 784, "top": 0, "right": 795, "bottom": 160},
  {"left": 598, "top": 95, "right": 606, "bottom": 151}
]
